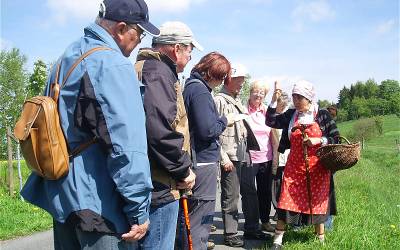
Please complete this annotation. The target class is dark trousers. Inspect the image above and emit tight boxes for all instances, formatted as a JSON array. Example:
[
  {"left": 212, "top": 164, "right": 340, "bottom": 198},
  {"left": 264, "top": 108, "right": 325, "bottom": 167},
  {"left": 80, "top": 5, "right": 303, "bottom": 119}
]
[
  {"left": 53, "top": 220, "right": 138, "bottom": 250},
  {"left": 255, "top": 161, "right": 273, "bottom": 224},
  {"left": 176, "top": 163, "right": 218, "bottom": 250},
  {"left": 220, "top": 161, "right": 260, "bottom": 235},
  {"left": 177, "top": 199, "right": 215, "bottom": 250}
]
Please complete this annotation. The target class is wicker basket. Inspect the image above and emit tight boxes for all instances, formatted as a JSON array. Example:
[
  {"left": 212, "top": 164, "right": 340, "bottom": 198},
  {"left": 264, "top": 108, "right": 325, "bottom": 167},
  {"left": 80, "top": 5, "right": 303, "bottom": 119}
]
[{"left": 316, "top": 136, "right": 361, "bottom": 172}]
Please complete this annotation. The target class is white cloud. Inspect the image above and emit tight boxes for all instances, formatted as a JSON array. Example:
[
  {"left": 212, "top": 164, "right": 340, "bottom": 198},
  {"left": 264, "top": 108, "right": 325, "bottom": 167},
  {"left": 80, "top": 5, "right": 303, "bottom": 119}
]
[
  {"left": 292, "top": 0, "right": 335, "bottom": 21},
  {"left": 0, "top": 38, "right": 13, "bottom": 50},
  {"left": 45, "top": 0, "right": 206, "bottom": 25},
  {"left": 375, "top": 19, "right": 396, "bottom": 35},
  {"left": 291, "top": 0, "right": 335, "bottom": 32},
  {"left": 146, "top": 0, "right": 206, "bottom": 13},
  {"left": 46, "top": 0, "right": 101, "bottom": 24}
]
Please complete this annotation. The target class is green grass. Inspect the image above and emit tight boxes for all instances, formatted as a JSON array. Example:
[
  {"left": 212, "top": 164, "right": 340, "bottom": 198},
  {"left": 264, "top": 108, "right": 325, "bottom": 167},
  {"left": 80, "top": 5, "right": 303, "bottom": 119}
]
[
  {"left": 258, "top": 115, "right": 400, "bottom": 249},
  {"left": 0, "top": 161, "right": 52, "bottom": 240},
  {"left": 1, "top": 115, "right": 400, "bottom": 247}
]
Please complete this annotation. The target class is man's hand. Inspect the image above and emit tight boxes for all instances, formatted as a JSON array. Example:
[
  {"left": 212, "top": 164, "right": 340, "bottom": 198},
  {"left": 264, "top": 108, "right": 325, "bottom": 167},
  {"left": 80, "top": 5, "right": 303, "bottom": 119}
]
[
  {"left": 177, "top": 168, "right": 196, "bottom": 190},
  {"left": 121, "top": 219, "right": 149, "bottom": 241},
  {"left": 222, "top": 160, "right": 234, "bottom": 172}
]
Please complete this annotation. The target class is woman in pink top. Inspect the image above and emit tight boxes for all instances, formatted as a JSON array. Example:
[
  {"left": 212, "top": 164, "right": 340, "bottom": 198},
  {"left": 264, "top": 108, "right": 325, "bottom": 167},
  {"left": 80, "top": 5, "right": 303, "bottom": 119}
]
[{"left": 247, "top": 80, "right": 275, "bottom": 232}]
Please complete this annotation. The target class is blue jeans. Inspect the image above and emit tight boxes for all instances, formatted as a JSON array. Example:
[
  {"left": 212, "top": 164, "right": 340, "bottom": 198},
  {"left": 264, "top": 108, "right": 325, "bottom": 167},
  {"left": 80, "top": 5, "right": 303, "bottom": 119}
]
[
  {"left": 139, "top": 200, "right": 179, "bottom": 250},
  {"left": 53, "top": 219, "right": 138, "bottom": 250}
]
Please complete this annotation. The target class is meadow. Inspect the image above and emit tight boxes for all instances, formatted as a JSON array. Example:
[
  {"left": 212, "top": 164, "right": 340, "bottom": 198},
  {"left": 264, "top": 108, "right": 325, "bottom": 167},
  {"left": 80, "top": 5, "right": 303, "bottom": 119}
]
[{"left": 1, "top": 115, "right": 399, "bottom": 249}]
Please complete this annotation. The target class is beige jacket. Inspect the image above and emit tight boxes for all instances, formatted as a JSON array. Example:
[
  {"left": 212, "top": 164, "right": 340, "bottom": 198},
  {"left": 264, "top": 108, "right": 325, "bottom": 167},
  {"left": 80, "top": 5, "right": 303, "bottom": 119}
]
[{"left": 214, "top": 87, "right": 259, "bottom": 166}]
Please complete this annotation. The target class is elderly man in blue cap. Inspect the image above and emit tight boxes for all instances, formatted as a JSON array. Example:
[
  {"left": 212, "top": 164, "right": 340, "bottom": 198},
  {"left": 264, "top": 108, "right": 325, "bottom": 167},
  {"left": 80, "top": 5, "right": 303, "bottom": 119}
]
[{"left": 21, "top": 1, "right": 159, "bottom": 249}]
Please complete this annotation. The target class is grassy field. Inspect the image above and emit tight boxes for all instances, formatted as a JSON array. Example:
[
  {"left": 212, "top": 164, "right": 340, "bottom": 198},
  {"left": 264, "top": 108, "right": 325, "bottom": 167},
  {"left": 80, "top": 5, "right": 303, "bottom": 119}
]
[
  {"left": 260, "top": 115, "right": 400, "bottom": 249},
  {"left": 1, "top": 115, "right": 399, "bottom": 248},
  {"left": 0, "top": 161, "right": 52, "bottom": 240}
]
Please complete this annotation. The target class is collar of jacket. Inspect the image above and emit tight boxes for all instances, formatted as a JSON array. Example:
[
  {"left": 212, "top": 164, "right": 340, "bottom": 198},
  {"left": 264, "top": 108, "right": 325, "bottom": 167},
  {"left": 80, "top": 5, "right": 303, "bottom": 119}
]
[
  {"left": 218, "top": 86, "right": 246, "bottom": 111},
  {"left": 84, "top": 23, "right": 123, "bottom": 53},
  {"left": 136, "top": 48, "right": 178, "bottom": 78},
  {"left": 188, "top": 71, "right": 212, "bottom": 93}
]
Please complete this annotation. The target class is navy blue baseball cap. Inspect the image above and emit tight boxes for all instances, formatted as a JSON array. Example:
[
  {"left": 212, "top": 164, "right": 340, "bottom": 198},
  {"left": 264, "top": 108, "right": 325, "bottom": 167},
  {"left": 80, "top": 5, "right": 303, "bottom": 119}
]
[{"left": 100, "top": 0, "right": 160, "bottom": 36}]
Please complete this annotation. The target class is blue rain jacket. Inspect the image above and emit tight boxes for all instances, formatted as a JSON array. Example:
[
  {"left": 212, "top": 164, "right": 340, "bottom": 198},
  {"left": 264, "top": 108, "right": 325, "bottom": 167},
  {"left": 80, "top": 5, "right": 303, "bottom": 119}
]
[{"left": 21, "top": 23, "right": 152, "bottom": 233}]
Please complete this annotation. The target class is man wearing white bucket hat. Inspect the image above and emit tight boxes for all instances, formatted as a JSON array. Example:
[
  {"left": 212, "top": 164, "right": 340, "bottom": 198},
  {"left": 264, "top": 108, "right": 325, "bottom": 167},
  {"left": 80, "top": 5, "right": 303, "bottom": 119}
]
[{"left": 215, "top": 64, "right": 269, "bottom": 247}]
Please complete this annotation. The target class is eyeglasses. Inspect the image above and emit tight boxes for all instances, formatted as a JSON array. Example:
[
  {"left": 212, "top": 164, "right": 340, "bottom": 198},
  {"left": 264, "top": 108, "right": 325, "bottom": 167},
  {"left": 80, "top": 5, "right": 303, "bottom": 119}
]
[
  {"left": 128, "top": 24, "right": 146, "bottom": 40},
  {"left": 178, "top": 44, "right": 193, "bottom": 61},
  {"left": 251, "top": 91, "right": 266, "bottom": 96}
]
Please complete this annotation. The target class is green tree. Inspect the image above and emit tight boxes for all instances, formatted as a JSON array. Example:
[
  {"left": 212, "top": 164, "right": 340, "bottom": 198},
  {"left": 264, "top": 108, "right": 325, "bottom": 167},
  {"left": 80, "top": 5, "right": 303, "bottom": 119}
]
[
  {"left": 364, "top": 78, "right": 379, "bottom": 99},
  {"left": 28, "top": 59, "right": 48, "bottom": 98},
  {"left": 366, "top": 97, "right": 389, "bottom": 116},
  {"left": 239, "top": 74, "right": 251, "bottom": 104},
  {"left": 338, "top": 86, "right": 351, "bottom": 109},
  {"left": 348, "top": 97, "right": 371, "bottom": 119},
  {"left": 317, "top": 99, "right": 332, "bottom": 109},
  {"left": 378, "top": 79, "right": 400, "bottom": 99},
  {"left": 378, "top": 80, "right": 400, "bottom": 115},
  {"left": 0, "top": 48, "right": 28, "bottom": 158},
  {"left": 350, "top": 81, "right": 365, "bottom": 99},
  {"left": 336, "top": 108, "right": 348, "bottom": 122}
]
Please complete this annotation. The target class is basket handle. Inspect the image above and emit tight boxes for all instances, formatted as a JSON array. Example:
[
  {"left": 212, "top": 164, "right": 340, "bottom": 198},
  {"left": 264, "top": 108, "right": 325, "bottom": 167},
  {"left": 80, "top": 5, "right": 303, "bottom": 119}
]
[{"left": 339, "top": 136, "right": 351, "bottom": 144}]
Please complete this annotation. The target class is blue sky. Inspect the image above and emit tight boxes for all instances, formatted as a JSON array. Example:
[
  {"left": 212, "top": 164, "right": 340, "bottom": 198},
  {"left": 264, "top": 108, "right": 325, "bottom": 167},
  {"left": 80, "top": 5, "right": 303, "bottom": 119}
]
[{"left": 1, "top": 0, "right": 399, "bottom": 102}]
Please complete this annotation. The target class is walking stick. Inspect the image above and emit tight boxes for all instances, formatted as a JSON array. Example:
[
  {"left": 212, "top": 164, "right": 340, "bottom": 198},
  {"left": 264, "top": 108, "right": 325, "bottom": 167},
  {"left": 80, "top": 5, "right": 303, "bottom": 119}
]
[
  {"left": 292, "top": 124, "right": 313, "bottom": 224},
  {"left": 180, "top": 190, "right": 193, "bottom": 250}
]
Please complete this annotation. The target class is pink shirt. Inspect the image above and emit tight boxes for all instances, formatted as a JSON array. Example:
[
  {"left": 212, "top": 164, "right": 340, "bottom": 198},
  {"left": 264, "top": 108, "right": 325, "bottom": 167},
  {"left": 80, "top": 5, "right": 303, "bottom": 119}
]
[{"left": 247, "top": 103, "right": 273, "bottom": 163}]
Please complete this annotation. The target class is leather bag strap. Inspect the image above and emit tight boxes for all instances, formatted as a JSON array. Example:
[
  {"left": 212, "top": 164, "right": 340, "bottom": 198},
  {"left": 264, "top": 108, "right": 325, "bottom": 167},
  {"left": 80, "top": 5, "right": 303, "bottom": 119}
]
[
  {"left": 69, "top": 137, "right": 98, "bottom": 158},
  {"left": 51, "top": 47, "right": 112, "bottom": 102}
]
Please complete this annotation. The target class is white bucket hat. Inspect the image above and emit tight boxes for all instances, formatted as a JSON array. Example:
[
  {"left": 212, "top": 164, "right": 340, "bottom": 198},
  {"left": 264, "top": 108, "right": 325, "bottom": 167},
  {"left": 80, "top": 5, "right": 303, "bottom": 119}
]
[
  {"left": 231, "top": 63, "right": 248, "bottom": 78},
  {"left": 292, "top": 80, "right": 315, "bottom": 101}
]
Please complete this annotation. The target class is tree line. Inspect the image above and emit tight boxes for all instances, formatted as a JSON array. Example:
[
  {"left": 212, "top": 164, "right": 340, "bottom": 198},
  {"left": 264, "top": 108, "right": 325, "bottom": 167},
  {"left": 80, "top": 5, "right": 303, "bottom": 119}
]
[
  {"left": 0, "top": 48, "right": 48, "bottom": 158},
  {"left": 335, "top": 79, "right": 400, "bottom": 121},
  {"left": 0, "top": 48, "right": 399, "bottom": 158}
]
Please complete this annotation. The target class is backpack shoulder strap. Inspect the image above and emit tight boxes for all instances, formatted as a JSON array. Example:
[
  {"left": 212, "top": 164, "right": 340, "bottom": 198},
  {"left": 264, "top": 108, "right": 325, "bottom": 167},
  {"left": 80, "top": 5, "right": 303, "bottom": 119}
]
[
  {"left": 51, "top": 47, "right": 112, "bottom": 102},
  {"left": 62, "top": 47, "right": 112, "bottom": 87}
]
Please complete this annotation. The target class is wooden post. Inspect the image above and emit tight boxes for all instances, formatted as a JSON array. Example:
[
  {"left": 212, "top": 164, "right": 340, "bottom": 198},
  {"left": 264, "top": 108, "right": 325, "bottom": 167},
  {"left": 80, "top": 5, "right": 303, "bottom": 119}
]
[
  {"left": 7, "top": 127, "right": 14, "bottom": 197},
  {"left": 362, "top": 137, "right": 365, "bottom": 150},
  {"left": 17, "top": 144, "right": 24, "bottom": 201}
]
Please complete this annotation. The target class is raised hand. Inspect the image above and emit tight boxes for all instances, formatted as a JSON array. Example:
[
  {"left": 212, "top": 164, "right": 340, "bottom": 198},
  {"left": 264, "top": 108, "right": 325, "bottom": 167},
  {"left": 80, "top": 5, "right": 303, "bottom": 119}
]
[{"left": 271, "top": 81, "right": 282, "bottom": 103}]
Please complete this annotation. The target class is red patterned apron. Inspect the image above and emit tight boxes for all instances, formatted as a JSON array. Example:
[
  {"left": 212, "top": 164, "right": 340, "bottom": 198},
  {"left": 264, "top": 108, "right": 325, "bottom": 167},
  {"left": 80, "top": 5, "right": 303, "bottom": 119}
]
[{"left": 277, "top": 117, "right": 331, "bottom": 214}]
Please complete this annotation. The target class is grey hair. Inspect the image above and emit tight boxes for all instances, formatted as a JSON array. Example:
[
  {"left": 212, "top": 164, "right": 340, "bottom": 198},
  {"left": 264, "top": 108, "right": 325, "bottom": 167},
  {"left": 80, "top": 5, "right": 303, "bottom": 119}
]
[
  {"left": 249, "top": 80, "right": 270, "bottom": 94},
  {"left": 95, "top": 16, "right": 119, "bottom": 30}
]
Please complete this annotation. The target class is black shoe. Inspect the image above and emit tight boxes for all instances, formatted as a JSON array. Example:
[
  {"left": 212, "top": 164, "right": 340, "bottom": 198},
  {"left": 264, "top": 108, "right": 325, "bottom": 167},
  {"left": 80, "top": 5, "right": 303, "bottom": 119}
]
[
  {"left": 243, "top": 230, "right": 270, "bottom": 240},
  {"left": 224, "top": 235, "right": 244, "bottom": 247},
  {"left": 270, "top": 243, "right": 282, "bottom": 250}
]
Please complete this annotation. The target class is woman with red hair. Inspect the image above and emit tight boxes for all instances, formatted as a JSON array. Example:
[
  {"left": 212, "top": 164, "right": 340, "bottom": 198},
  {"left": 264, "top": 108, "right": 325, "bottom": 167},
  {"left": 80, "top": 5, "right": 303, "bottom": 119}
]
[{"left": 177, "top": 52, "right": 233, "bottom": 250}]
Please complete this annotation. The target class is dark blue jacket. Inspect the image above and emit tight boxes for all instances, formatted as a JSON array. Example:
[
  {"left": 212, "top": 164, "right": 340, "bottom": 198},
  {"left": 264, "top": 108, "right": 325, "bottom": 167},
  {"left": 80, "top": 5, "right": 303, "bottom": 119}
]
[{"left": 183, "top": 72, "right": 227, "bottom": 163}]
